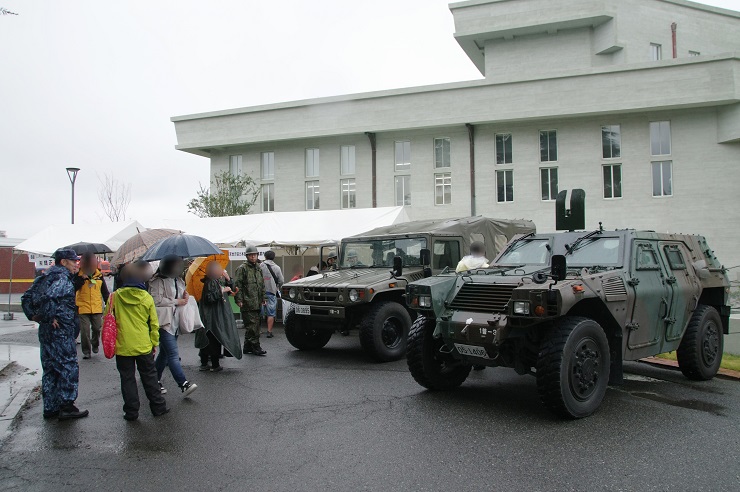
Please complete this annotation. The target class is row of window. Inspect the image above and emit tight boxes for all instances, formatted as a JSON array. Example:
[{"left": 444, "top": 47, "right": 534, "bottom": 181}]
[
  {"left": 650, "top": 43, "right": 701, "bottom": 61},
  {"left": 260, "top": 159, "right": 673, "bottom": 212},
  {"left": 233, "top": 121, "right": 673, "bottom": 182}
]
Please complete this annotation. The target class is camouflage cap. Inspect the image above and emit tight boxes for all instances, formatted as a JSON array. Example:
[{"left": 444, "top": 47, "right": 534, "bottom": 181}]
[{"left": 54, "top": 248, "right": 81, "bottom": 262}]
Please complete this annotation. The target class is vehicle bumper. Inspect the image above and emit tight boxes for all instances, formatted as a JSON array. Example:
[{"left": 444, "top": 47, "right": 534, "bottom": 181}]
[{"left": 293, "top": 304, "right": 346, "bottom": 320}]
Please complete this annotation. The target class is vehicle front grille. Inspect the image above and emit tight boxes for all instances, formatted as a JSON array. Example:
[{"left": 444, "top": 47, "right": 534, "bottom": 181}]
[
  {"left": 449, "top": 283, "right": 516, "bottom": 313},
  {"left": 301, "top": 287, "right": 339, "bottom": 304},
  {"left": 602, "top": 276, "right": 628, "bottom": 302}
]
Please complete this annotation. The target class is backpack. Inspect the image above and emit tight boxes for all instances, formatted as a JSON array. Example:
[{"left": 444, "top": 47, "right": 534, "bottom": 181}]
[{"left": 21, "top": 274, "right": 50, "bottom": 321}]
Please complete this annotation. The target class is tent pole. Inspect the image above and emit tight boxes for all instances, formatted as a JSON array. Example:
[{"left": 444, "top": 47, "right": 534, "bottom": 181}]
[{"left": 5, "top": 249, "right": 15, "bottom": 320}]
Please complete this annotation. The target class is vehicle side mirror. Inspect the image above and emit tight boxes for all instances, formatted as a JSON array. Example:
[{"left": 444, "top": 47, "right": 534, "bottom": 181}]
[
  {"left": 551, "top": 255, "right": 567, "bottom": 282},
  {"left": 420, "top": 249, "right": 431, "bottom": 267},
  {"left": 393, "top": 256, "right": 403, "bottom": 277}
]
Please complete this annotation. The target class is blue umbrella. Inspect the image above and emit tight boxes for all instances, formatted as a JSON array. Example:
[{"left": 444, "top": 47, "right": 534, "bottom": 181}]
[{"left": 141, "top": 234, "right": 223, "bottom": 261}]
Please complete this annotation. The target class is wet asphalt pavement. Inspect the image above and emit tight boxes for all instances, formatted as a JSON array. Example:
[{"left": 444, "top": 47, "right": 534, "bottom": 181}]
[{"left": 0, "top": 325, "right": 738, "bottom": 492}]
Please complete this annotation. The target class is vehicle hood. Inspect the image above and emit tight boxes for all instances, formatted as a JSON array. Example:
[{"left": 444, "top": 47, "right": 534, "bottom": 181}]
[{"left": 285, "top": 268, "right": 414, "bottom": 289}]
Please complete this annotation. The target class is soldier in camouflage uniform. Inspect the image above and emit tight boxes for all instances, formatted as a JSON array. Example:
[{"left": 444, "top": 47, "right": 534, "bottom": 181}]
[
  {"left": 22, "top": 249, "right": 89, "bottom": 420},
  {"left": 234, "top": 245, "right": 266, "bottom": 356}
]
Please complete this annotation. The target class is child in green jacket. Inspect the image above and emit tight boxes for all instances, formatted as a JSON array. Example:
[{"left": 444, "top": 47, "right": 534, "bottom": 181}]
[{"left": 107, "top": 261, "right": 168, "bottom": 421}]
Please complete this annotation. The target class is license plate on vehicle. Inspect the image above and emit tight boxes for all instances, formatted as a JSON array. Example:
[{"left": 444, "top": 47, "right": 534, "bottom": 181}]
[
  {"left": 453, "top": 343, "right": 490, "bottom": 359},
  {"left": 294, "top": 305, "right": 311, "bottom": 316}
]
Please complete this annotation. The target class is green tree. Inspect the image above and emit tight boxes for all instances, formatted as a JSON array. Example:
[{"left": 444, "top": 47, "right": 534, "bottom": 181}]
[{"left": 187, "top": 171, "right": 260, "bottom": 218}]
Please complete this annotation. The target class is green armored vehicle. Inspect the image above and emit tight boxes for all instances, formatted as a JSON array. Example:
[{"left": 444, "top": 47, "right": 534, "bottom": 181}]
[
  {"left": 281, "top": 217, "right": 535, "bottom": 361},
  {"left": 405, "top": 190, "right": 731, "bottom": 418}
]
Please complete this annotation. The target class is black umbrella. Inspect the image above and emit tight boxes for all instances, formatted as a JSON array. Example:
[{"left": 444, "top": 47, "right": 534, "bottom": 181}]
[
  {"left": 140, "top": 234, "right": 222, "bottom": 261},
  {"left": 64, "top": 242, "right": 113, "bottom": 255}
]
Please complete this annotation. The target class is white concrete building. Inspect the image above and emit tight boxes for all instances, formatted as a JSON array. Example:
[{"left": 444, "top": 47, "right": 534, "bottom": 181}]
[{"left": 172, "top": 0, "right": 740, "bottom": 271}]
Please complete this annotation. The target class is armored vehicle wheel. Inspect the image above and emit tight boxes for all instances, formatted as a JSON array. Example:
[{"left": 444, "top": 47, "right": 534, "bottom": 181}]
[
  {"left": 284, "top": 311, "right": 333, "bottom": 351},
  {"left": 359, "top": 301, "right": 411, "bottom": 362},
  {"left": 676, "top": 305, "right": 723, "bottom": 381},
  {"left": 536, "top": 317, "right": 610, "bottom": 419},
  {"left": 406, "top": 316, "right": 471, "bottom": 390}
]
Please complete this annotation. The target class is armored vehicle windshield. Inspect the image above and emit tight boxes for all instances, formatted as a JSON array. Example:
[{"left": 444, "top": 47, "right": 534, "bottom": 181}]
[
  {"left": 340, "top": 236, "right": 427, "bottom": 268},
  {"left": 496, "top": 238, "right": 550, "bottom": 265}
]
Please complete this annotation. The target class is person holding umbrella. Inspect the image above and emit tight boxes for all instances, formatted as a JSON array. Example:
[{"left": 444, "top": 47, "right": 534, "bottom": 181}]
[
  {"left": 198, "top": 261, "right": 243, "bottom": 371},
  {"left": 74, "top": 252, "right": 110, "bottom": 359},
  {"left": 149, "top": 255, "right": 198, "bottom": 396}
]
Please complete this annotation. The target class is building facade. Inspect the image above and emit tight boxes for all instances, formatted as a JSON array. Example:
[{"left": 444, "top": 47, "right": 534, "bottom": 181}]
[{"left": 172, "top": 0, "right": 740, "bottom": 272}]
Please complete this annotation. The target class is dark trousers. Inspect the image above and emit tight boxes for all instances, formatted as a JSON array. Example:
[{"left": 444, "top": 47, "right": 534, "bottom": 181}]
[
  {"left": 199, "top": 331, "right": 221, "bottom": 367},
  {"left": 115, "top": 353, "right": 167, "bottom": 418}
]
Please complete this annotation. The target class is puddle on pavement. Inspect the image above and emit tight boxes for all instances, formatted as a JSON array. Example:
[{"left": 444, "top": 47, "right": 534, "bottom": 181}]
[
  {"left": 0, "top": 344, "right": 41, "bottom": 416},
  {"left": 629, "top": 391, "right": 726, "bottom": 416}
]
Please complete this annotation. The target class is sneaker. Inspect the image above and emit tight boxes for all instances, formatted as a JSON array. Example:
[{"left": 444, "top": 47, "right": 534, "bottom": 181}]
[
  {"left": 251, "top": 345, "right": 266, "bottom": 356},
  {"left": 199, "top": 364, "right": 210, "bottom": 372},
  {"left": 82, "top": 354, "right": 91, "bottom": 360},
  {"left": 266, "top": 332, "right": 274, "bottom": 339},
  {"left": 210, "top": 366, "right": 224, "bottom": 372},
  {"left": 58, "top": 404, "right": 89, "bottom": 420},
  {"left": 181, "top": 381, "right": 198, "bottom": 397},
  {"left": 158, "top": 381, "right": 167, "bottom": 394}
]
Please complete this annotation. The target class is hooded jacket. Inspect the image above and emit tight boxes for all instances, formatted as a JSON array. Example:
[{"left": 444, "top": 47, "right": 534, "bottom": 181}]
[
  {"left": 74, "top": 268, "right": 109, "bottom": 314},
  {"left": 106, "top": 286, "right": 160, "bottom": 356}
]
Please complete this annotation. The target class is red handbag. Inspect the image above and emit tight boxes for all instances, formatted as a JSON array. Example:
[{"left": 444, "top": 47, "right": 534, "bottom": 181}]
[{"left": 101, "top": 292, "right": 118, "bottom": 359}]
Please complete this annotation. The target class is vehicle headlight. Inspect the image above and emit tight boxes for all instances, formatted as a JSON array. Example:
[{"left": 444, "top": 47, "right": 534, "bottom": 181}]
[
  {"left": 289, "top": 287, "right": 297, "bottom": 299},
  {"left": 418, "top": 295, "right": 432, "bottom": 308},
  {"left": 349, "top": 289, "right": 359, "bottom": 302},
  {"left": 513, "top": 301, "right": 530, "bottom": 315}
]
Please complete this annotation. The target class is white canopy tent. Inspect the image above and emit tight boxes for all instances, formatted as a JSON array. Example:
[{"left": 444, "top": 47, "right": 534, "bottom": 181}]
[
  {"left": 14, "top": 220, "right": 146, "bottom": 256},
  {"left": 146, "top": 207, "right": 410, "bottom": 247}
]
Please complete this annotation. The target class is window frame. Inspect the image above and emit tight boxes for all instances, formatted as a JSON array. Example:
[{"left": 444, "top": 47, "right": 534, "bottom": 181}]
[
  {"left": 495, "top": 133, "right": 513, "bottom": 165},
  {"left": 261, "top": 183, "right": 275, "bottom": 212},
  {"left": 260, "top": 152, "right": 275, "bottom": 181},
  {"left": 340, "top": 178, "right": 356, "bottom": 209},
  {"left": 602, "top": 163, "right": 623, "bottom": 200},
  {"left": 651, "top": 160, "right": 673, "bottom": 198},
  {"left": 601, "top": 125, "right": 621, "bottom": 159},
  {"left": 394, "top": 175, "right": 411, "bottom": 206},
  {"left": 650, "top": 121, "right": 672, "bottom": 156},
  {"left": 650, "top": 43, "right": 663, "bottom": 61},
  {"left": 540, "top": 167, "right": 559, "bottom": 201},
  {"left": 434, "top": 172, "right": 452, "bottom": 206},
  {"left": 305, "top": 148, "right": 320, "bottom": 178},
  {"left": 394, "top": 140, "right": 411, "bottom": 172},
  {"left": 496, "top": 169, "right": 514, "bottom": 203},
  {"left": 340, "top": 145, "right": 356, "bottom": 176},
  {"left": 305, "top": 180, "right": 320, "bottom": 210},
  {"left": 539, "top": 130, "right": 558, "bottom": 163},
  {"left": 228, "top": 154, "right": 243, "bottom": 176},
  {"left": 433, "top": 137, "right": 451, "bottom": 169}
]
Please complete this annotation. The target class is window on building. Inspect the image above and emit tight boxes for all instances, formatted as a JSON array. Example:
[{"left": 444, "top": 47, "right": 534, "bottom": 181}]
[
  {"left": 395, "top": 175, "right": 411, "bottom": 206},
  {"left": 340, "top": 145, "right": 355, "bottom": 175},
  {"left": 689, "top": 50, "right": 700, "bottom": 57},
  {"left": 652, "top": 161, "right": 673, "bottom": 197},
  {"left": 434, "top": 138, "right": 451, "bottom": 168},
  {"left": 395, "top": 141, "right": 411, "bottom": 171},
  {"left": 434, "top": 173, "right": 451, "bottom": 205},
  {"left": 539, "top": 130, "right": 557, "bottom": 162},
  {"left": 305, "top": 148, "right": 320, "bottom": 177},
  {"left": 603, "top": 164, "right": 622, "bottom": 199},
  {"left": 495, "top": 133, "right": 512, "bottom": 164},
  {"left": 261, "top": 152, "right": 274, "bottom": 180},
  {"left": 650, "top": 121, "right": 671, "bottom": 156},
  {"left": 496, "top": 170, "right": 513, "bottom": 203},
  {"left": 229, "top": 155, "right": 242, "bottom": 176},
  {"left": 540, "top": 167, "right": 558, "bottom": 201},
  {"left": 261, "top": 183, "right": 274, "bottom": 212},
  {"left": 340, "top": 178, "right": 356, "bottom": 209},
  {"left": 650, "top": 43, "right": 662, "bottom": 61},
  {"left": 601, "top": 125, "right": 621, "bottom": 159},
  {"left": 306, "top": 180, "right": 320, "bottom": 210}
]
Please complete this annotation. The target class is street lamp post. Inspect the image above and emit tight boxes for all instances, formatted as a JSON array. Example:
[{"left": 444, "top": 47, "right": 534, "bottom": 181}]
[{"left": 66, "top": 167, "right": 80, "bottom": 224}]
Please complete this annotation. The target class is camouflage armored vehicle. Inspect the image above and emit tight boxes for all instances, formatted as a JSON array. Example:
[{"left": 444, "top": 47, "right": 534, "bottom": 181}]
[
  {"left": 405, "top": 191, "right": 731, "bottom": 418},
  {"left": 281, "top": 217, "right": 535, "bottom": 361}
]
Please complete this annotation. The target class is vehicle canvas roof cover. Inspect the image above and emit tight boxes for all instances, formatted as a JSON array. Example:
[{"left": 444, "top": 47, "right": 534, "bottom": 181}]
[{"left": 346, "top": 216, "right": 536, "bottom": 254}]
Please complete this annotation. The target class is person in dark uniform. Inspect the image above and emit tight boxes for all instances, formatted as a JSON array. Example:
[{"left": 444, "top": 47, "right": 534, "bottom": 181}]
[{"left": 23, "top": 249, "right": 89, "bottom": 420}]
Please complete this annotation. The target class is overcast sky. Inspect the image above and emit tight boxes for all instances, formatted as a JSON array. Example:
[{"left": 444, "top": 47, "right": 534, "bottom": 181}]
[{"left": 1, "top": 0, "right": 739, "bottom": 239}]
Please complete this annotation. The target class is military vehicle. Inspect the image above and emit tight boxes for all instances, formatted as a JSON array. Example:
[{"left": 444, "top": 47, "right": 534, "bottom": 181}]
[
  {"left": 281, "top": 217, "right": 536, "bottom": 361},
  {"left": 405, "top": 190, "right": 731, "bottom": 418}
]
